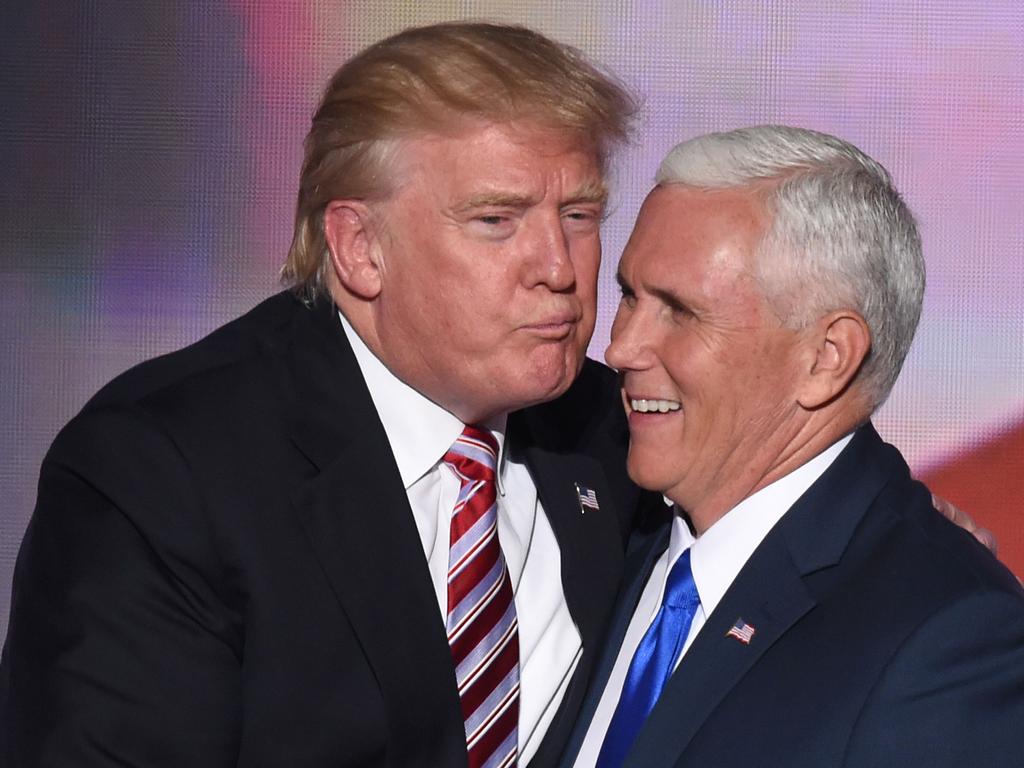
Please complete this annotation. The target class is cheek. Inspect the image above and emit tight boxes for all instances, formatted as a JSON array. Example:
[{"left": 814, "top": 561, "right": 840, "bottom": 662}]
[
  {"left": 444, "top": 289, "right": 522, "bottom": 356},
  {"left": 626, "top": 434, "right": 690, "bottom": 492},
  {"left": 428, "top": 264, "right": 506, "bottom": 329},
  {"left": 607, "top": 305, "right": 632, "bottom": 351},
  {"left": 576, "top": 249, "right": 601, "bottom": 298},
  {"left": 732, "top": 345, "right": 788, "bottom": 398},
  {"left": 464, "top": 257, "right": 521, "bottom": 307}
]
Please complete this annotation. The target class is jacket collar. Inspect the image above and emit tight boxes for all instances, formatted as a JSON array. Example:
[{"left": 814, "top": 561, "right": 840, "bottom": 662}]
[{"left": 625, "top": 424, "right": 902, "bottom": 767}]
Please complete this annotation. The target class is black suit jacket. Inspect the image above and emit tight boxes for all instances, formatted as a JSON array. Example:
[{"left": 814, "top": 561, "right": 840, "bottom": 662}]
[
  {"left": 563, "top": 424, "right": 1024, "bottom": 768},
  {"left": 0, "top": 292, "right": 657, "bottom": 767}
]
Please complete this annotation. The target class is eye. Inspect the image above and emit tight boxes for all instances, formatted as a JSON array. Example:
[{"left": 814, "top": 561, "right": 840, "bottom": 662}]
[
  {"left": 467, "top": 212, "right": 518, "bottom": 240},
  {"left": 618, "top": 284, "right": 637, "bottom": 309},
  {"left": 561, "top": 206, "right": 603, "bottom": 231},
  {"left": 667, "top": 301, "right": 695, "bottom": 323}
]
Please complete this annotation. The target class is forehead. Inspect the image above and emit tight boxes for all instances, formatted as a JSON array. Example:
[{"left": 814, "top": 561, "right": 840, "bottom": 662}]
[
  {"left": 395, "top": 119, "right": 605, "bottom": 195},
  {"left": 621, "top": 184, "right": 771, "bottom": 290}
]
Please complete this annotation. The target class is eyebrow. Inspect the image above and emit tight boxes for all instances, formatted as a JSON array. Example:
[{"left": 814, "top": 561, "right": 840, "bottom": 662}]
[
  {"left": 453, "top": 192, "right": 536, "bottom": 213},
  {"left": 452, "top": 181, "right": 609, "bottom": 214},
  {"left": 616, "top": 271, "right": 633, "bottom": 295},
  {"left": 565, "top": 180, "right": 610, "bottom": 207},
  {"left": 617, "top": 271, "right": 695, "bottom": 314},
  {"left": 650, "top": 286, "right": 690, "bottom": 314}
]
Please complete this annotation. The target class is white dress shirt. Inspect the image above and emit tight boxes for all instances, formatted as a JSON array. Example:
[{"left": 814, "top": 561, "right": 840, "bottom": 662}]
[
  {"left": 574, "top": 434, "right": 853, "bottom": 767},
  {"left": 339, "top": 314, "right": 582, "bottom": 764}
]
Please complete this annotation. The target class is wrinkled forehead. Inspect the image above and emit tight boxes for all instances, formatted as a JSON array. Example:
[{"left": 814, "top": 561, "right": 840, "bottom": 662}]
[
  {"left": 620, "top": 184, "right": 774, "bottom": 304},
  {"left": 628, "top": 183, "right": 770, "bottom": 254},
  {"left": 394, "top": 111, "right": 601, "bottom": 162},
  {"left": 386, "top": 119, "right": 608, "bottom": 200}
]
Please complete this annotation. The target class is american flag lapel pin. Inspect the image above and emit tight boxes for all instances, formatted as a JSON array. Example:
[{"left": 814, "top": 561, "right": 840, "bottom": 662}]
[
  {"left": 575, "top": 482, "right": 600, "bottom": 514},
  {"left": 726, "top": 617, "right": 756, "bottom": 645}
]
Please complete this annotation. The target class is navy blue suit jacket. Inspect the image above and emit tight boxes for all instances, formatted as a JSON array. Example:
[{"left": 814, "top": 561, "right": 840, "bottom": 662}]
[
  {"left": 0, "top": 292, "right": 657, "bottom": 767},
  {"left": 563, "top": 424, "right": 1024, "bottom": 767}
]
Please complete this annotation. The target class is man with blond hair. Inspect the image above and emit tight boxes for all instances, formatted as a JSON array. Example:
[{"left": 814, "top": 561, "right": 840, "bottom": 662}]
[
  {"left": 563, "top": 126, "right": 1024, "bottom": 768},
  {"left": 0, "top": 23, "right": 654, "bottom": 767}
]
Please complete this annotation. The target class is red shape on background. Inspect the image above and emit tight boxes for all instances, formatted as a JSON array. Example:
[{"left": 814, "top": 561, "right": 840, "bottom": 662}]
[{"left": 920, "top": 418, "right": 1024, "bottom": 581}]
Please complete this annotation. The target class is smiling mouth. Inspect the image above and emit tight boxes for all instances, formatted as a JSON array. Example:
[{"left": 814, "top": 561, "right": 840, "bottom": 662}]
[{"left": 628, "top": 397, "right": 681, "bottom": 414}]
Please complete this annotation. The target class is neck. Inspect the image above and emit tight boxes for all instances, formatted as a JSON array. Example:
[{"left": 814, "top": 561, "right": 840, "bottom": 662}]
[
  {"left": 331, "top": 285, "right": 506, "bottom": 426},
  {"left": 683, "top": 407, "right": 865, "bottom": 536}
]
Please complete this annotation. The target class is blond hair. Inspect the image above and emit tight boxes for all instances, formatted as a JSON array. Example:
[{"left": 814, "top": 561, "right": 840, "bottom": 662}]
[{"left": 283, "top": 22, "right": 638, "bottom": 299}]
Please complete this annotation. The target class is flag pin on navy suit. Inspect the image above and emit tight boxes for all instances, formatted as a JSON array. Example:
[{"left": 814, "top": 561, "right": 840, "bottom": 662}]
[
  {"left": 575, "top": 483, "right": 600, "bottom": 514},
  {"left": 726, "top": 617, "right": 756, "bottom": 644}
]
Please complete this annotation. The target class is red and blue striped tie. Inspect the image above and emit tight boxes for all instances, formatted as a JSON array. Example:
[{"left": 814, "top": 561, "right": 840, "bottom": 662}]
[{"left": 443, "top": 426, "right": 520, "bottom": 768}]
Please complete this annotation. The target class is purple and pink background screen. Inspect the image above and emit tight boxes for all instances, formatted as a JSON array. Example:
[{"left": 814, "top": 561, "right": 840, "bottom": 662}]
[{"left": 2, "top": 2, "right": 1022, "bottom": 640}]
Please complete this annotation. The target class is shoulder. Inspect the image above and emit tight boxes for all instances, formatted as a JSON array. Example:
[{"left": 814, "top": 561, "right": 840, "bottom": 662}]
[
  {"left": 868, "top": 464, "right": 1022, "bottom": 609},
  {"left": 43, "top": 291, "right": 329, "bottom": 494},
  {"left": 795, "top": 427, "right": 1024, "bottom": 681},
  {"left": 82, "top": 290, "right": 306, "bottom": 412},
  {"left": 815, "top": 426, "right": 1020, "bottom": 610},
  {"left": 878, "top": 490, "right": 1024, "bottom": 644},
  {"left": 810, "top": 441, "right": 1024, "bottom": 762},
  {"left": 512, "top": 358, "right": 626, "bottom": 451},
  {"left": 844, "top": 447, "right": 1024, "bottom": 684},
  {"left": 510, "top": 359, "right": 667, "bottom": 537}
]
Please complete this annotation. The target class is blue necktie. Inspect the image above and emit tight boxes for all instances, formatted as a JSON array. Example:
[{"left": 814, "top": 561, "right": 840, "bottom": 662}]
[{"left": 596, "top": 548, "right": 700, "bottom": 768}]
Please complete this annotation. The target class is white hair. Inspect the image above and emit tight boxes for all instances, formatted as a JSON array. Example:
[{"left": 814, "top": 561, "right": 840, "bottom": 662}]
[{"left": 656, "top": 125, "right": 925, "bottom": 409}]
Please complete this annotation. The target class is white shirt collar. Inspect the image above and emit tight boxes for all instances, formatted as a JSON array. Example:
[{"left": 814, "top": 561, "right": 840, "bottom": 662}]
[
  {"left": 338, "top": 311, "right": 509, "bottom": 489},
  {"left": 669, "top": 433, "right": 853, "bottom": 617}
]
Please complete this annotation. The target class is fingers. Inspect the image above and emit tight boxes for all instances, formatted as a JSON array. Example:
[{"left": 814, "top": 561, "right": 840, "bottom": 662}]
[
  {"left": 931, "top": 492, "right": 998, "bottom": 555},
  {"left": 973, "top": 527, "right": 998, "bottom": 555},
  {"left": 931, "top": 492, "right": 968, "bottom": 527}
]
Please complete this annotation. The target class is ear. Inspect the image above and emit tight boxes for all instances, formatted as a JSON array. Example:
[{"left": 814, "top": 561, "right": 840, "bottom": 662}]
[
  {"left": 797, "top": 310, "right": 871, "bottom": 410},
  {"left": 322, "top": 200, "right": 383, "bottom": 300}
]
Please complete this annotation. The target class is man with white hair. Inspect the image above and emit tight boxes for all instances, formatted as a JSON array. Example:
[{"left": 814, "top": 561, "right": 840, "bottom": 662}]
[{"left": 564, "top": 125, "right": 1024, "bottom": 768}]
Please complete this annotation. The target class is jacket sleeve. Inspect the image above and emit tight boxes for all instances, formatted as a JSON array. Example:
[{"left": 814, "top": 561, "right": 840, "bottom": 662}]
[
  {"left": 844, "top": 587, "right": 1024, "bottom": 768},
  {"left": 0, "top": 406, "right": 242, "bottom": 767}
]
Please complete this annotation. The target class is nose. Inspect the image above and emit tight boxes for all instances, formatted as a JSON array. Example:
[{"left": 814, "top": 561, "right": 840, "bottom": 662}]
[
  {"left": 524, "top": 213, "right": 576, "bottom": 292},
  {"left": 605, "top": 302, "right": 652, "bottom": 371}
]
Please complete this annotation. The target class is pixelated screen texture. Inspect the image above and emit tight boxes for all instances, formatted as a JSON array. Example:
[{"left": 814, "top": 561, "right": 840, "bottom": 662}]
[{"left": 1, "top": 0, "right": 1021, "bottom": 642}]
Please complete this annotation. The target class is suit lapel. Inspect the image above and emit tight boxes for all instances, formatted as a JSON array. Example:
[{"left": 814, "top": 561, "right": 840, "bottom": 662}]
[
  {"left": 558, "top": 522, "right": 671, "bottom": 766},
  {"left": 283, "top": 299, "right": 467, "bottom": 766},
  {"left": 626, "top": 425, "right": 897, "bottom": 768},
  {"left": 515, "top": 437, "right": 630, "bottom": 766},
  {"left": 521, "top": 441, "right": 627, "bottom": 647},
  {"left": 627, "top": 533, "right": 815, "bottom": 768}
]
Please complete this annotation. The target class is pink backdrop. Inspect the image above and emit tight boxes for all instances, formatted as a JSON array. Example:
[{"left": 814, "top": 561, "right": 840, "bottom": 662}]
[{"left": 2, "top": 2, "right": 1022, "bottom": 641}]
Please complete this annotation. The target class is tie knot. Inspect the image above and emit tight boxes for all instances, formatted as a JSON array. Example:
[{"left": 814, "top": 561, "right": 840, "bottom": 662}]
[
  {"left": 663, "top": 548, "right": 699, "bottom": 610},
  {"left": 443, "top": 425, "right": 499, "bottom": 479}
]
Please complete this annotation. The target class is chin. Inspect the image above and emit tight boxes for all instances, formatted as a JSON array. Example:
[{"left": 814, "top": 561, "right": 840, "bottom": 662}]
[
  {"left": 625, "top": 454, "right": 666, "bottom": 494},
  {"left": 482, "top": 372, "right": 562, "bottom": 417},
  {"left": 514, "top": 375, "right": 575, "bottom": 411},
  {"left": 531, "top": 350, "right": 579, "bottom": 390}
]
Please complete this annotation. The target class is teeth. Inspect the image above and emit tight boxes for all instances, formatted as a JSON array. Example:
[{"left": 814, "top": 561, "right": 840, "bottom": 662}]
[{"left": 630, "top": 398, "right": 681, "bottom": 413}]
